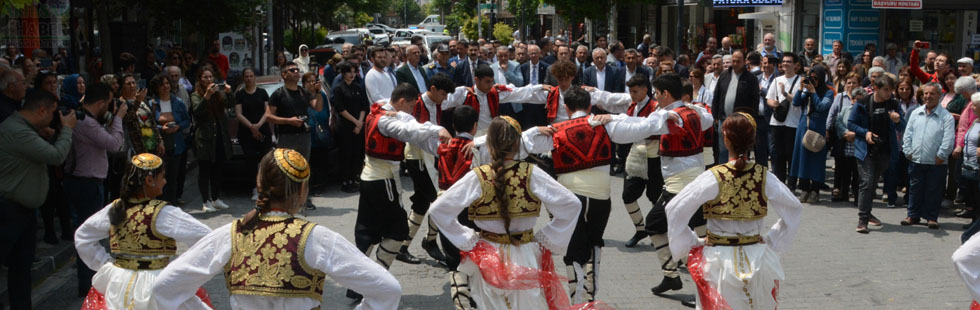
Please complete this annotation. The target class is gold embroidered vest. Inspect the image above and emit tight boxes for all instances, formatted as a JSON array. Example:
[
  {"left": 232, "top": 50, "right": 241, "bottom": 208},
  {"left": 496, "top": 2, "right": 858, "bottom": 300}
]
[
  {"left": 225, "top": 216, "right": 326, "bottom": 300},
  {"left": 468, "top": 162, "right": 542, "bottom": 221},
  {"left": 109, "top": 199, "right": 176, "bottom": 270},
  {"left": 702, "top": 163, "right": 768, "bottom": 221}
]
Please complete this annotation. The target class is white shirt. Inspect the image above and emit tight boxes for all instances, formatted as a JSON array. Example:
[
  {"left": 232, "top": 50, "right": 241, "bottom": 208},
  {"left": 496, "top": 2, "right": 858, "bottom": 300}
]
[
  {"left": 705, "top": 72, "right": 721, "bottom": 93},
  {"left": 955, "top": 230, "right": 980, "bottom": 303},
  {"left": 158, "top": 99, "right": 173, "bottom": 113},
  {"left": 152, "top": 220, "right": 402, "bottom": 310},
  {"left": 646, "top": 100, "right": 715, "bottom": 178},
  {"left": 724, "top": 71, "right": 741, "bottom": 116},
  {"left": 429, "top": 164, "right": 581, "bottom": 255},
  {"left": 767, "top": 74, "right": 803, "bottom": 127},
  {"left": 624, "top": 67, "right": 637, "bottom": 92},
  {"left": 361, "top": 103, "right": 444, "bottom": 182},
  {"left": 408, "top": 64, "right": 427, "bottom": 93},
  {"left": 443, "top": 84, "right": 544, "bottom": 132},
  {"left": 665, "top": 165, "right": 803, "bottom": 260},
  {"left": 595, "top": 67, "right": 607, "bottom": 91},
  {"left": 365, "top": 67, "right": 397, "bottom": 103},
  {"left": 758, "top": 71, "right": 777, "bottom": 115}
]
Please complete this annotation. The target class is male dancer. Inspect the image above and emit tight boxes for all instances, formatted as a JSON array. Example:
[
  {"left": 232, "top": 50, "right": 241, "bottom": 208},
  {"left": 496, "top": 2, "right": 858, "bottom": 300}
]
[
  {"left": 523, "top": 87, "right": 664, "bottom": 303},
  {"left": 399, "top": 73, "right": 456, "bottom": 264},
  {"left": 348, "top": 83, "right": 451, "bottom": 300}
]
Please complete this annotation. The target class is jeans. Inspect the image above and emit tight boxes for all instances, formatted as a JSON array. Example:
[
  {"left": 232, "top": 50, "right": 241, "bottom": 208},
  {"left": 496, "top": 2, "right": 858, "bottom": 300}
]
[
  {"left": 64, "top": 176, "right": 105, "bottom": 294},
  {"left": 947, "top": 156, "right": 962, "bottom": 200},
  {"left": 858, "top": 156, "right": 890, "bottom": 220},
  {"left": 0, "top": 198, "right": 36, "bottom": 310},
  {"left": 197, "top": 159, "right": 223, "bottom": 202},
  {"left": 907, "top": 162, "right": 947, "bottom": 221},
  {"left": 884, "top": 156, "right": 910, "bottom": 204}
]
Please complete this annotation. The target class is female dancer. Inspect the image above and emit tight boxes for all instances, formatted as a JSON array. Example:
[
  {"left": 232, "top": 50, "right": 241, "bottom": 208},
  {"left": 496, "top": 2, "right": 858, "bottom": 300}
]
[
  {"left": 75, "top": 153, "right": 213, "bottom": 309},
  {"left": 152, "top": 149, "right": 401, "bottom": 310},
  {"left": 430, "top": 116, "right": 583, "bottom": 309},
  {"left": 665, "top": 112, "right": 803, "bottom": 309}
]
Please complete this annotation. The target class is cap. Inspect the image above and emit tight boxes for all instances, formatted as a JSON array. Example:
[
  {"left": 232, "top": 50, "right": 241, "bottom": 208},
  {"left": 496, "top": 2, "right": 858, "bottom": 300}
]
[
  {"left": 436, "top": 44, "right": 450, "bottom": 53},
  {"left": 958, "top": 57, "right": 974, "bottom": 66}
]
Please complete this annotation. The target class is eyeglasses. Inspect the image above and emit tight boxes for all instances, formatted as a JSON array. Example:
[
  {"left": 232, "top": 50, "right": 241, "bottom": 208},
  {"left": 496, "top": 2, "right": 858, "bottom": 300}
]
[{"left": 287, "top": 68, "right": 300, "bottom": 73}]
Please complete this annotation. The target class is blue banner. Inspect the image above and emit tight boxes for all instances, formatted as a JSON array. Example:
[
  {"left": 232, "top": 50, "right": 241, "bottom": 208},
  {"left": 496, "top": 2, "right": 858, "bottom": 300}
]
[{"left": 821, "top": 0, "right": 879, "bottom": 55}]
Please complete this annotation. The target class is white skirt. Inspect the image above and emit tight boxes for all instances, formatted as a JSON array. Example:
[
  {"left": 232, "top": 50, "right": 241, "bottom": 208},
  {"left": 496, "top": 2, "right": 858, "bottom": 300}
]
[
  {"left": 698, "top": 244, "right": 784, "bottom": 310},
  {"left": 459, "top": 241, "right": 561, "bottom": 310},
  {"left": 91, "top": 263, "right": 212, "bottom": 310}
]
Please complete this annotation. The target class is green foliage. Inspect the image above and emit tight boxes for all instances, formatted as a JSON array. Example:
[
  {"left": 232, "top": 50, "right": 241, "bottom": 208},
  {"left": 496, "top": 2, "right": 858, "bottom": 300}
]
[
  {"left": 143, "top": 0, "right": 266, "bottom": 37},
  {"left": 284, "top": 26, "right": 329, "bottom": 52},
  {"left": 543, "top": 0, "right": 610, "bottom": 22},
  {"left": 493, "top": 23, "right": 514, "bottom": 45},
  {"left": 390, "top": 0, "right": 425, "bottom": 25},
  {"left": 461, "top": 15, "right": 490, "bottom": 40},
  {"left": 506, "top": 0, "right": 539, "bottom": 25}
]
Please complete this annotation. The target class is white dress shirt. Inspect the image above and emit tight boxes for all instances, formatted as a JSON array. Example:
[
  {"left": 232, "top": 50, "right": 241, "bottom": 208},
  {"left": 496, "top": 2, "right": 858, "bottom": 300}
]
[
  {"left": 646, "top": 100, "right": 714, "bottom": 178},
  {"left": 595, "top": 67, "right": 607, "bottom": 91},
  {"left": 365, "top": 68, "right": 397, "bottom": 103},
  {"left": 408, "top": 64, "right": 427, "bottom": 93}
]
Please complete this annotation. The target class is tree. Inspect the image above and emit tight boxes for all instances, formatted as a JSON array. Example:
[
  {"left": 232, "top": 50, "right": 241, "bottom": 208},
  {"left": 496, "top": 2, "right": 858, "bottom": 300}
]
[
  {"left": 506, "top": 0, "right": 538, "bottom": 41},
  {"left": 461, "top": 15, "right": 489, "bottom": 40},
  {"left": 493, "top": 23, "right": 514, "bottom": 45},
  {"left": 390, "top": 0, "right": 425, "bottom": 26}
]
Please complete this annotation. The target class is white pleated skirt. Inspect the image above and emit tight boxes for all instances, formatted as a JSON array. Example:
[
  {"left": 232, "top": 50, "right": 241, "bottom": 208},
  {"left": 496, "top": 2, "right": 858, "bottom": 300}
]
[
  {"left": 698, "top": 244, "right": 785, "bottom": 310},
  {"left": 91, "top": 263, "right": 212, "bottom": 310},
  {"left": 459, "top": 241, "right": 562, "bottom": 310}
]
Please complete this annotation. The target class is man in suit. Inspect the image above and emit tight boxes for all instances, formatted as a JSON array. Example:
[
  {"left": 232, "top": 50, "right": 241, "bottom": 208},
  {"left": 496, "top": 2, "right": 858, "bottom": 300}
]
[
  {"left": 710, "top": 50, "right": 760, "bottom": 163},
  {"left": 620, "top": 49, "right": 652, "bottom": 92},
  {"left": 540, "top": 37, "right": 557, "bottom": 65},
  {"left": 395, "top": 45, "right": 431, "bottom": 94},
  {"left": 574, "top": 44, "right": 591, "bottom": 73},
  {"left": 583, "top": 48, "right": 622, "bottom": 93},
  {"left": 453, "top": 41, "right": 487, "bottom": 88},
  {"left": 519, "top": 44, "right": 550, "bottom": 127},
  {"left": 492, "top": 46, "right": 524, "bottom": 121},
  {"left": 549, "top": 45, "right": 583, "bottom": 86},
  {"left": 652, "top": 46, "right": 689, "bottom": 79}
]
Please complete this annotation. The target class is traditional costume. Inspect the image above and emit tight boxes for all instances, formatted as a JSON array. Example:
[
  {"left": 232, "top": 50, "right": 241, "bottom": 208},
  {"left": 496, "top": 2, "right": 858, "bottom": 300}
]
[
  {"left": 522, "top": 111, "right": 664, "bottom": 302},
  {"left": 124, "top": 100, "right": 165, "bottom": 155},
  {"left": 437, "top": 131, "right": 480, "bottom": 309},
  {"left": 152, "top": 149, "right": 402, "bottom": 310},
  {"left": 955, "top": 233, "right": 980, "bottom": 310},
  {"left": 642, "top": 99, "right": 715, "bottom": 294},
  {"left": 665, "top": 158, "right": 802, "bottom": 309},
  {"left": 75, "top": 153, "right": 213, "bottom": 310},
  {"left": 430, "top": 117, "right": 584, "bottom": 309},
  {"left": 442, "top": 84, "right": 543, "bottom": 136},
  {"left": 402, "top": 93, "right": 454, "bottom": 263}
]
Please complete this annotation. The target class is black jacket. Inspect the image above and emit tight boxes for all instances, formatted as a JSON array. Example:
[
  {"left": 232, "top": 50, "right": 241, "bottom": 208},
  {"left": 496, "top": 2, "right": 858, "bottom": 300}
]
[{"left": 711, "top": 68, "right": 761, "bottom": 121}]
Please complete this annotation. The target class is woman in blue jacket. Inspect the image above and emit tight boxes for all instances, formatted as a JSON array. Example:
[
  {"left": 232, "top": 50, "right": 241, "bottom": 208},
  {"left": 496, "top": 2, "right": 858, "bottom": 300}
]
[{"left": 791, "top": 65, "right": 835, "bottom": 203}]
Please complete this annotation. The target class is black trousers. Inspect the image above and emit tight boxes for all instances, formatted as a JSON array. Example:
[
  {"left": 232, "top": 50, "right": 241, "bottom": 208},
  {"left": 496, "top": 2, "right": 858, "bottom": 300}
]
[
  {"left": 0, "top": 199, "right": 36, "bottom": 310},
  {"left": 563, "top": 195, "right": 612, "bottom": 266},
  {"left": 41, "top": 167, "right": 70, "bottom": 238},
  {"left": 238, "top": 131, "right": 272, "bottom": 188},
  {"left": 645, "top": 191, "right": 706, "bottom": 235},
  {"left": 406, "top": 159, "right": 437, "bottom": 215},
  {"left": 197, "top": 158, "right": 224, "bottom": 201},
  {"left": 355, "top": 179, "right": 409, "bottom": 251},
  {"left": 175, "top": 150, "right": 188, "bottom": 200},
  {"left": 622, "top": 157, "right": 663, "bottom": 204},
  {"left": 338, "top": 124, "right": 365, "bottom": 182},
  {"left": 771, "top": 125, "right": 797, "bottom": 188},
  {"left": 834, "top": 155, "right": 859, "bottom": 202}
]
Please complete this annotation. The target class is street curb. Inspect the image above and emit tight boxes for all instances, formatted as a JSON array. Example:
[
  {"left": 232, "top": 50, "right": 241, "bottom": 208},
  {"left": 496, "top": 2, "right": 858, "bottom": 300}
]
[{"left": 0, "top": 235, "right": 77, "bottom": 307}]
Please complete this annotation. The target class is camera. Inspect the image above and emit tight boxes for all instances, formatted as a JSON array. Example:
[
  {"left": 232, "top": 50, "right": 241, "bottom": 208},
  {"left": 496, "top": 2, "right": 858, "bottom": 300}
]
[
  {"left": 214, "top": 82, "right": 226, "bottom": 89},
  {"left": 802, "top": 77, "right": 812, "bottom": 85},
  {"left": 58, "top": 106, "right": 86, "bottom": 121}
]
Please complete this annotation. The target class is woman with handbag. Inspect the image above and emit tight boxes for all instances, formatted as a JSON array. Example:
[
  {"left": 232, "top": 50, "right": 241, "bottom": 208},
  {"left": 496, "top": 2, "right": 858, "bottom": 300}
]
[
  {"left": 302, "top": 72, "right": 333, "bottom": 188},
  {"left": 790, "top": 65, "right": 835, "bottom": 203}
]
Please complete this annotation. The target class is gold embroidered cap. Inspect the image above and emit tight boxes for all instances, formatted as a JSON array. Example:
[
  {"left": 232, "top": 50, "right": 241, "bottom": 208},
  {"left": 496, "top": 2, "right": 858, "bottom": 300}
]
[
  {"left": 274, "top": 148, "right": 310, "bottom": 182},
  {"left": 736, "top": 112, "right": 757, "bottom": 130},
  {"left": 500, "top": 116, "right": 522, "bottom": 133},
  {"left": 131, "top": 153, "right": 163, "bottom": 170}
]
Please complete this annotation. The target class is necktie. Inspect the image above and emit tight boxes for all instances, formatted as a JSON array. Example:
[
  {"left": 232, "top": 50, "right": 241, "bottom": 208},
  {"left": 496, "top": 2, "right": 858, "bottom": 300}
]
[{"left": 531, "top": 65, "right": 538, "bottom": 85}]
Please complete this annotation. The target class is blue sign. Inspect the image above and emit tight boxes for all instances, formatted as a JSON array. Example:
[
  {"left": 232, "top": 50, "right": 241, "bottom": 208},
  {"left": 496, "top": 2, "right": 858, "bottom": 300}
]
[
  {"left": 712, "top": 0, "right": 783, "bottom": 7},
  {"left": 824, "top": 9, "right": 843, "bottom": 29},
  {"left": 847, "top": 9, "right": 880, "bottom": 29},
  {"left": 821, "top": 0, "right": 879, "bottom": 55},
  {"left": 847, "top": 33, "right": 879, "bottom": 52}
]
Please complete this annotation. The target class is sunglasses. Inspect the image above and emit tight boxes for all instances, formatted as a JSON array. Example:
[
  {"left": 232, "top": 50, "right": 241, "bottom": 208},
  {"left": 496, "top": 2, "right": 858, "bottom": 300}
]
[{"left": 287, "top": 68, "right": 300, "bottom": 73}]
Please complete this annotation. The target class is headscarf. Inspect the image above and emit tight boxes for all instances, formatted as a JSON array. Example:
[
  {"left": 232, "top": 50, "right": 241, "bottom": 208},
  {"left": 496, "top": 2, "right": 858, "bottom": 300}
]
[
  {"left": 810, "top": 64, "right": 829, "bottom": 97},
  {"left": 61, "top": 74, "right": 83, "bottom": 109},
  {"left": 293, "top": 44, "right": 310, "bottom": 73}
]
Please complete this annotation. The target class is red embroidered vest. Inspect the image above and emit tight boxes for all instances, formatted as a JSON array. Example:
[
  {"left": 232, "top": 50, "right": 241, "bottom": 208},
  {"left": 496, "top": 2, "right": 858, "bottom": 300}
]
[
  {"left": 695, "top": 102, "right": 714, "bottom": 148},
  {"left": 437, "top": 136, "right": 474, "bottom": 190},
  {"left": 658, "top": 105, "right": 704, "bottom": 157},
  {"left": 412, "top": 95, "right": 441, "bottom": 124},
  {"left": 551, "top": 117, "right": 612, "bottom": 174},
  {"left": 109, "top": 199, "right": 177, "bottom": 270},
  {"left": 225, "top": 216, "right": 326, "bottom": 300},
  {"left": 545, "top": 87, "right": 562, "bottom": 123},
  {"left": 628, "top": 98, "right": 660, "bottom": 141},
  {"left": 364, "top": 103, "right": 406, "bottom": 161},
  {"left": 464, "top": 85, "right": 510, "bottom": 118}
]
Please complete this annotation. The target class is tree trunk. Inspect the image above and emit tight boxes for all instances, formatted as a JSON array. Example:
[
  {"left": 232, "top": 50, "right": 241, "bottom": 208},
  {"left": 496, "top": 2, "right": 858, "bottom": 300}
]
[{"left": 97, "top": 1, "right": 114, "bottom": 73}]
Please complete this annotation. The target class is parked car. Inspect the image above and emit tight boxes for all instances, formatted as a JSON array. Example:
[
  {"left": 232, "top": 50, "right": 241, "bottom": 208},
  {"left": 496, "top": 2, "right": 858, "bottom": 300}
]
[
  {"left": 366, "top": 23, "right": 396, "bottom": 34},
  {"left": 324, "top": 30, "right": 366, "bottom": 51},
  {"left": 417, "top": 15, "right": 445, "bottom": 33},
  {"left": 392, "top": 28, "right": 438, "bottom": 42},
  {"left": 365, "top": 28, "right": 392, "bottom": 46}
]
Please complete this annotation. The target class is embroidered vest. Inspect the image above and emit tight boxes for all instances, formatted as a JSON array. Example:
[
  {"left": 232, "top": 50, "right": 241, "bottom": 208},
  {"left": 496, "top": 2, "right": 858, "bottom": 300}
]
[
  {"left": 225, "top": 216, "right": 326, "bottom": 300},
  {"left": 437, "top": 136, "right": 474, "bottom": 190},
  {"left": 628, "top": 99, "right": 659, "bottom": 140},
  {"left": 412, "top": 95, "right": 441, "bottom": 124},
  {"left": 695, "top": 102, "right": 715, "bottom": 148},
  {"left": 364, "top": 103, "right": 406, "bottom": 161},
  {"left": 551, "top": 117, "right": 612, "bottom": 174},
  {"left": 702, "top": 163, "right": 768, "bottom": 221},
  {"left": 468, "top": 162, "right": 542, "bottom": 221},
  {"left": 658, "top": 105, "right": 703, "bottom": 157},
  {"left": 464, "top": 85, "right": 510, "bottom": 118},
  {"left": 109, "top": 199, "right": 177, "bottom": 270},
  {"left": 545, "top": 87, "right": 562, "bottom": 123}
]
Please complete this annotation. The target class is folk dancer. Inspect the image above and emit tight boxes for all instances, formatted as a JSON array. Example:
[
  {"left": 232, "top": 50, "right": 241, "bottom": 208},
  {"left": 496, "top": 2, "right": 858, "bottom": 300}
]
[
  {"left": 665, "top": 112, "right": 802, "bottom": 309},
  {"left": 75, "top": 153, "right": 213, "bottom": 310},
  {"left": 152, "top": 149, "right": 402, "bottom": 309}
]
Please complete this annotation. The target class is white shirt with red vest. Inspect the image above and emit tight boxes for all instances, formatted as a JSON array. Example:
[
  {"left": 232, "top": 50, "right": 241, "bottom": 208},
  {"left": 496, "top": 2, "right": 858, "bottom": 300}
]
[
  {"left": 522, "top": 111, "right": 666, "bottom": 199},
  {"left": 648, "top": 100, "right": 715, "bottom": 193},
  {"left": 443, "top": 84, "right": 545, "bottom": 135},
  {"left": 520, "top": 85, "right": 632, "bottom": 124},
  {"left": 361, "top": 102, "right": 446, "bottom": 198},
  {"left": 406, "top": 93, "right": 452, "bottom": 188}
]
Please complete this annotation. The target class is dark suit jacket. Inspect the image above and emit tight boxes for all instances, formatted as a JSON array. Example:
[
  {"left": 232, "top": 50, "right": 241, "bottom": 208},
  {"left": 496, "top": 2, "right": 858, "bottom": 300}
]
[
  {"left": 619, "top": 65, "right": 653, "bottom": 90},
  {"left": 547, "top": 65, "right": 584, "bottom": 86},
  {"left": 542, "top": 54, "right": 557, "bottom": 65},
  {"left": 711, "top": 68, "right": 761, "bottom": 121},
  {"left": 519, "top": 61, "right": 551, "bottom": 86},
  {"left": 395, "top": 63, "right": 430, "bottom": 91},
  {"left": 453, "top": 58, "right": 489, "bottom": 87},
  {"left": 583, "top": 65, "right": 623, "bottom": 93}
]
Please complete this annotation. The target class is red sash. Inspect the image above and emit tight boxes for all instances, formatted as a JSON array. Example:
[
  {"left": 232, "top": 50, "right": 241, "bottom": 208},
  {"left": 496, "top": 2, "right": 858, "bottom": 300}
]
[{"left": 545, "top": 87, "right": 562, "bottom": 123}]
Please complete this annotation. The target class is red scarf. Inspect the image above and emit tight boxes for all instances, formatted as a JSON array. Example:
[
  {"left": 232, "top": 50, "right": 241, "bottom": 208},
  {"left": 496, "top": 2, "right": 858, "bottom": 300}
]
[{"left": 545, "top": 87, "right": 562, "bottom": 123}]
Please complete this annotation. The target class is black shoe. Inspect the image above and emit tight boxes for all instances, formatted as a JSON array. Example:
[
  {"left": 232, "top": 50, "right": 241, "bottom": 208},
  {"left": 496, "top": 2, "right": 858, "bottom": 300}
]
[
  {"left": 61, "top": 232, "right": 73, "bottom": 241},
  {"left": 651, "top": 276, "right": 683, "bottom": 295},
  {"left": 396, "top": 250, "right": 422, "bottom": 264},
  {"left": 625, "top": 231, "right": 648, "bottom": 248},
  {"left": 175, "top": 198, "right": 186, "bottom": 206},
  {"left": 341, "top": 181, "right": 359, "bottom": 193},
  {"left": 346, "top": 289, "right": 363, "bottom": 301},
  {"left": 305, "top": 200, "right": 316, "bottom": 210},
  {"left": 421, "top": 239, "right": 446, "bottom": 263},
  {"left": 42, "top": 233, "right": 58, "bottom": 245},
  {"left": 681, "top": 298, "right": 697, "bottom": 308}
]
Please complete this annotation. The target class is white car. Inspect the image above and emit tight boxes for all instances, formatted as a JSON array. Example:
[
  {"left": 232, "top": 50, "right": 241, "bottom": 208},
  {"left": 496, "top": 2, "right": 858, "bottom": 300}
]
[{"left": 417, "top": 15, "right": 445, "bottom": 33}]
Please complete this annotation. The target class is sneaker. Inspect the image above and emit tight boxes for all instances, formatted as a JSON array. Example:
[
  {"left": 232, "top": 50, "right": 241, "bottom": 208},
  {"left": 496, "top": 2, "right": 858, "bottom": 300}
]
[
  {"left": 868, "top": 215, "right": 882, "bottom": 227},
  {"left": 305, "top": 200, "right": 316, "bottom": 210},
  {"left": 799, "top": 191, "right": 811, "bottom": 203},
  {"left": 213, "top": 199, "right": 230, "bottom": 209},
  {"left": 202, "top": 201, "right": 217, "bottom": 212},
  {"left": 886, "top": 203, "right": 898, "bottom": 208},
  {"left": 251, "top": 188, "right": 259, "bottom": 201},
  {"left": 856, "top": 219, "right": 869, "bottom": 234},
  {"left": 900, "top": 217, "right": 920, "bottom": 226}
]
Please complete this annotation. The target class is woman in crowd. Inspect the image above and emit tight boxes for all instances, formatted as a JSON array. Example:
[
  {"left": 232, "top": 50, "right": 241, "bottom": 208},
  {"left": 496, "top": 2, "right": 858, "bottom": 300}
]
[
  {"left": 330, "top": 61, "right": 369, "bottom": 193},
  {"left": 293, "top": 44, "right": 311, "bottom": 73},
  {"left": 665, "top": 112, "right": 802, "bottom": 310},
  {"left": 190, "top": 68, "right": 233, "bottom": 212},
  {"left": 61, "top": 74, "right": 85, "bottom": 109},
  {"left": 828, "top": 73, "right": 863, "bottom": 203},
  {"left": 100, "top": 74, "right": 119, "bottom": 95},
  {"left": 75, "top": 153, "right": 213, "bottom": 310},
  {"left": 691, "top": 68, "right": 712, "bottom": 105},
  {"left": 149, "top": 74, "right": 190, "bottom": 203},
  {"left": 430, "top": 117, "right": 582, "bottom": 309},
  {"left": 791, "top": 65, "right": 835, "bottom": 202},
  {"left": 888, "top": 77, "right": 921, "bottom": 206},
  {"left": 954, "top": 78, "right": 980, "bottom": 220},
  {"left": 120, "top": 73, "right": 164, "bottom": 156},
  {"left": 153, "top": 148, "right": 402, "bottom": 310},
  {"left": 302, "top": 72, "right": 332, "bottom": 187},
  {"left": 34, "top": 71, "right": 59, "bottom": 99},
  {"left": 269, "top": 51, "right": 287, "bottom": 76},
  {"left": 234, "top": 67, "right": 272, "bottom": 201},
  {"left": 942, "top": 71, "right": 960, "bottom": 110},
  {"left": 832, "top": 59, "right": 852, "bottom": 93},
  {"left": 959, "top": 93, "right": 980, "bottom": 239}
]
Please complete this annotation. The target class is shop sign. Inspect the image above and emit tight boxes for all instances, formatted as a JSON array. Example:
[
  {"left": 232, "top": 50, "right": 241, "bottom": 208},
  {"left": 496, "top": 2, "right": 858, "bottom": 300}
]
[
  {"left": 847, "top": 9, "right": 879, "bottom": 29},
  {"left": 711, "top": 0, "right": 782, "bottom": 7},
  {"left": 972, "top": 34, "right": 980, "bottom": 46},
  {"left": 871, "top": 0, "right": 921, "bottom": 9},
  {"left": 822, "top": 0, "right": 879, "bottom": 55}
]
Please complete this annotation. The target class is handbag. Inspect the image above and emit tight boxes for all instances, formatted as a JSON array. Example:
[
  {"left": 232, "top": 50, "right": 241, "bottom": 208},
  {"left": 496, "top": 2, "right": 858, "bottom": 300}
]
[
  {"left": 962, "top": 164, "right": 979, "bottom": 181},
  {"left": 802, "top": 111, "right": 826, "bottom": 152},
  {"left": 773, "top": 76, "right": 799, "bottom": 123}
]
